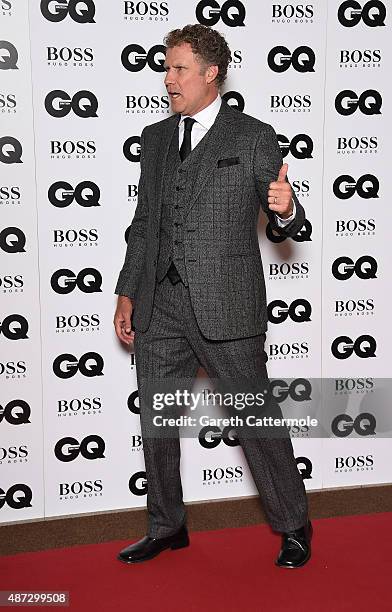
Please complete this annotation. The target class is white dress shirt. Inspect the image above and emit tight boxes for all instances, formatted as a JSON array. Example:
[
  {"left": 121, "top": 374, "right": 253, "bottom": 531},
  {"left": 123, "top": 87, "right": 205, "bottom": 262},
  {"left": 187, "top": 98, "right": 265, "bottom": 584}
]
[{"left": 178, "top": 95, "right": 296, "bottom": 227}]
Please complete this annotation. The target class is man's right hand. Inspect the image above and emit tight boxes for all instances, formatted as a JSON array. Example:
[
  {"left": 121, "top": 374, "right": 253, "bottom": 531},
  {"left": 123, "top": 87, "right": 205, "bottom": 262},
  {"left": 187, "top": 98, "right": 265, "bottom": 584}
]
[{"left": 114, "top": 295, "right": 135, "bottom": 345}]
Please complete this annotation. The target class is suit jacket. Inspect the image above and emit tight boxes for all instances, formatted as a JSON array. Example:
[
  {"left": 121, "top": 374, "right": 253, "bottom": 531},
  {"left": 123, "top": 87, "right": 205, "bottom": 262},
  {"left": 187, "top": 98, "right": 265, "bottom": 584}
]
[{"left": 115, "top": 99, "right": 306, "bottom": 340}]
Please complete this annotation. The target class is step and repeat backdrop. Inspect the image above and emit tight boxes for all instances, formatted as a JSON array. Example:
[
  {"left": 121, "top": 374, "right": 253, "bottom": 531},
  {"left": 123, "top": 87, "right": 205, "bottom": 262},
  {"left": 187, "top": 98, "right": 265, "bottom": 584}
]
[{"left": 1, "top": 0, "right": 391, "bottom": 524}]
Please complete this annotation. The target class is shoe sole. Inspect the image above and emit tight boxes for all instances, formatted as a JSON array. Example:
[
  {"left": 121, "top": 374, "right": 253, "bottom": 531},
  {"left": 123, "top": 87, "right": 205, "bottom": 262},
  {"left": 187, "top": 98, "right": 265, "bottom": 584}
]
[{"left": 117, "top": 540, "right": 190, "bottom": 564}]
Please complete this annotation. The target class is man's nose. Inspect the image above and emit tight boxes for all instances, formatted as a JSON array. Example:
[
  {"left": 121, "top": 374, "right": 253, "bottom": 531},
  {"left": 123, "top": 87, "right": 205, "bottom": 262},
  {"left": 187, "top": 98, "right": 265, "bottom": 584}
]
[{"left": 164, "top": 69, "right": 174, "bottom": 86}]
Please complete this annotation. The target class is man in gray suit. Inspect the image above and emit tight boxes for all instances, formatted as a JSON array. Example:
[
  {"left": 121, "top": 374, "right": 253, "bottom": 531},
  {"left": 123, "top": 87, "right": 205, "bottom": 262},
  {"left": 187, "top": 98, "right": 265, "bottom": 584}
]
[{"left": 114, "top": 24, "right": 312, "bottom": 568}]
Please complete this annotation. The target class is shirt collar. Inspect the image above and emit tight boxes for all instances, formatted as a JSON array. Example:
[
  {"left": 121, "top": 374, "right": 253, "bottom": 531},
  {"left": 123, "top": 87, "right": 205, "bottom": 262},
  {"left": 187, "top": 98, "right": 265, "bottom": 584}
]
[{"left": 179, "top": 95, "right": 222, "bottom": 130}]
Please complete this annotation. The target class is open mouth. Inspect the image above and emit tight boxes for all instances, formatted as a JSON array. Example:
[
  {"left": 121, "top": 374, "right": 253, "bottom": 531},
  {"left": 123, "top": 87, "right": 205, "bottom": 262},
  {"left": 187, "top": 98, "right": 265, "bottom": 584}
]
[{"left": 169, "top": 93, "right": 181, "bottom": 99}]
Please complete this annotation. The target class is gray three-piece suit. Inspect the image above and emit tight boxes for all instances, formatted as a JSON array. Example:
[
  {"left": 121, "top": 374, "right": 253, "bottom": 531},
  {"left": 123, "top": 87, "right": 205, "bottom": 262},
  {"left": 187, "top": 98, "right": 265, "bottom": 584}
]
[{"left": 115, "top": 99, "right": 309, "bottom": 537}]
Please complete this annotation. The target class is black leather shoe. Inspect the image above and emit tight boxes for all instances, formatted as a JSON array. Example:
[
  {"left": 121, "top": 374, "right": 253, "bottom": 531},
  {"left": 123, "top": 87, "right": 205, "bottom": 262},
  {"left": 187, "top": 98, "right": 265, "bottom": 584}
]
[
  {"left": 117, "top": 525, "right": 189, "bottom": 564},
  {"left": 275, "top": 520, "right": 312, "bottom": 568}
]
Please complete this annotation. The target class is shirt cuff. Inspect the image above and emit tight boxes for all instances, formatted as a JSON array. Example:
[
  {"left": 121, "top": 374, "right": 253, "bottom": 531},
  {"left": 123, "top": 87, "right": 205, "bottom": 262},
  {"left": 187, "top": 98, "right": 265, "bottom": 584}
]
[{"left": 275, "top": 200, "right": 296, "bottom": 227}]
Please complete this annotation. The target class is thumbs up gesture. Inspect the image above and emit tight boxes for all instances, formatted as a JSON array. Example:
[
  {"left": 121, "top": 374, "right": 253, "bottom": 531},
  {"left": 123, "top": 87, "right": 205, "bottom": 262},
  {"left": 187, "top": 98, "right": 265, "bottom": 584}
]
[{"left": 268, "top": 163, "right": 294, "bottom": 219}]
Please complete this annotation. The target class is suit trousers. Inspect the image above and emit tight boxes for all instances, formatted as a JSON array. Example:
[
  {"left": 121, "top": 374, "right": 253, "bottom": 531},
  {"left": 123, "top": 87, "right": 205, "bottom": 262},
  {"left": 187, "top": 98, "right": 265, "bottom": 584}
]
[{"left": 133, "top": 272, "right": 309, "bottom": 538}]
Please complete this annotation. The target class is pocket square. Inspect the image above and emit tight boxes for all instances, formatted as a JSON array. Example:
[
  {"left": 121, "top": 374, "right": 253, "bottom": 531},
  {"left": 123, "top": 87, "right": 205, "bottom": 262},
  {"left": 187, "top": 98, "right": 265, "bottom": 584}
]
[{"left": 217, "top": 157, "right": 240, "bottom": 168}]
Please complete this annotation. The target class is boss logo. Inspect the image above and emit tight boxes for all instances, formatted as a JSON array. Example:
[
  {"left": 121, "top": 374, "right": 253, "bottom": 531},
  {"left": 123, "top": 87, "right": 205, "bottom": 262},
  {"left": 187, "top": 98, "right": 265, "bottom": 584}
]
[
  {"left": 331, "top": 255, "right": 377, "bottom": 280},
  {"left": 40, "top": 0, "right": 96, "bottom": 23},
  {"left": 55, "top": 313, "right": 100, "bottom": 331},
  {"left": 123, "top": 136, "right": 141, "bottom": 162},
  {"left": 121, "top": 44, "right": 166, "bottom": 72},
  {"left": 335, "top": 298, "right": 374, "bottom": 315},
  {"left": 296, "top": 456, "right": 312, "bottom": 479},
  {"left": 51, "top": 268, "right": 102, "bottom": 294},
  {"left": 337, "top": 136, "right": 378, "bottom": 153},
  {"left": 335, "top": 89, "right": 382, "bottom": 115},
  {"left": 57, "top": 397, "right": 102, "bottom": 414},
  {"left": 198, "top": 425, "right": 239, "bottom": 449},
  {"left": 196, "top": 0, "right": 245, "bottom": 27},
  {"left": 0, "top": 186, "right": 20, "bottom": 200},
  {"left": 277, "top": 134, "right": 313, "bottom": 159},
  {"left": 340, "top": 49, "right": 381, "bottom": 64},
  {"left": 48, "top": 181, "right": 100, "bottom": 208},
  {"left": 59, "top": 480, "right": 103, "bottom": 496},
  {"left": 268, "top": 299, "right": 311, "bottom": 324},
  {"left": 52, "top": 352, "right": 104, "bottom": 378},
  {"left": 335, "top": 454, "right": 374, "bottom": 470},
  {"left": 0, "top": 360, "right": 26, "bottom": 378},
  {"left": 266, "top": 219, "right": 312, "bottom": 243},
  {"left": 0, "top": 93, "right": 17, "bottom": 110},
  {"left": 331, "top": 413, "right": 376, "bottom": 437},
  {"left": 0, "top": 41, "right": 18, "bottom": 70},
  {"left": 46, "top": 47, "right": 93, "bottom": 62},
  {"left": 271, "top": 4, "right": 314, "bottom": 19},
  {"left": 270, "top": 94, "right": 312, "bottom": 110},
  {"left": 203, "top": 466, "right": 243, "bottom": 482},
  {"left": 124, "top": 1, "right": 169, "bottom": 18},
  {"left": 0, "top": 274, "right": 24, "bottom": 291},
  {"left": 337, "top": 0, "right": 386, "bottom": 27},
  {"left": 333, "top": 174, "right": 379, "bottom": 199},
  {"left": 131, "top": 435, "right": 143, "bottom": 450},
  {"left": 54, "top": 435, "right": 105, "bottom": 462},
  {"left": 269, "top": 342, "right": 309, "bottom": 358},
  {"left": 53, "top": 228, "right": 99, "bottom": 245},
  {"left": 0, "top": 484, "right": 32, "bottom": 509},
  {"left": 45, "top": 90, "right": 98, "bottom": 118},
  {"left": 270, "top": 379, "right": 312, "bottom": 403},
  {"left": 269, "top": 262, "right": 309, "bottom": 278},
  {"left": 0, "top": 227, "right": 25, "bottom": 253},
  {"left": 331, "top": 335, "right": 376, "bottom": 359},
  {"left": 0, "top": 314, "right": 28, "bottom": 340},
  {"left": 129, "top": 471, "right": 147, "bottom": 495},
  {"left": 0, "top": 137, "right": 22, "bottom": 164},
  {"left": 335, "top": 219, "right": 376, "bottom": 234},
  {"left": 0, "top": 399, "right": 31, "bottom": 424},
  {"left": 221, "top": 90, "right": 245, "bottom": 111},
  {"left": 268, "top": 46, "right": 315, "bottom": 73},
  {"left": 335, "top": 377, "right": 374, "bottom": 393},
  {"left": 125, "top": 95, "right": 169, "bottom": 112},
  {"left": 128, "top": 185, "right": 138, "bottom": 199},
  {"left": 50, "top": 140, "right": 96, "bottom": 156}
]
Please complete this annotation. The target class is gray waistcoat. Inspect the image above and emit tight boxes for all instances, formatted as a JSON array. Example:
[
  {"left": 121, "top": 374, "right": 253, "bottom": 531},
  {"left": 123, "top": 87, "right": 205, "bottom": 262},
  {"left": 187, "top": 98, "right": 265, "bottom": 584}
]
[{"left": 156, "top": 123, "right": 210, "bottom": 286}]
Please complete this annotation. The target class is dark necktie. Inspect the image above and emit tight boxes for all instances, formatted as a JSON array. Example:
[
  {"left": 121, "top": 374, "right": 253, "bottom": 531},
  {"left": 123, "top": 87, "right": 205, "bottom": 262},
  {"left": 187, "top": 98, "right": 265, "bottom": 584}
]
[{"left": 179, "top": 117, "right": 196, "bottom": 162}]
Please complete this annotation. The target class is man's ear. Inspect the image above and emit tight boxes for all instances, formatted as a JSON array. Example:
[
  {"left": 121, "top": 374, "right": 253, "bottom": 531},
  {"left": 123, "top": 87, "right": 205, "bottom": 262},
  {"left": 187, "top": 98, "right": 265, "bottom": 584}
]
[{"left": 206, "top": 64, "right": 219, "bottom": 84}]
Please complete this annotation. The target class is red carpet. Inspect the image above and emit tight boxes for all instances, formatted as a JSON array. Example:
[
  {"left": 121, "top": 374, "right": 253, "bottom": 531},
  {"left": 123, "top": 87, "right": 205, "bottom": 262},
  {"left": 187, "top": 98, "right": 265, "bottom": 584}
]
[{"left": 1, "top": 512, "right": 390, "bottom": 611}]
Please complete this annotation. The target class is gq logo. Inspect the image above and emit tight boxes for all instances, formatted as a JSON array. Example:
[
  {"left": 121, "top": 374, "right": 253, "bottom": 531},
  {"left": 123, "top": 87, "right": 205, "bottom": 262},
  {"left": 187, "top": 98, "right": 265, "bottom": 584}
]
[
  {"left": 123, "top": 136, "right": 141, "bottom": 162},
  {"left": 266, "top": 219, "right": 312, "bottom": 243},
  {"left": 54, "top": 435, "right": 105, "bottom": 462},
  {"left": 51, "top": 268, "right": 102, "bottom": 294},
  {"left": 331, "top": 335, "right": 376, "bottom": 359},
  {"left": 222, "top": 90, "right": 245, "bottom": 111},
  {"left": 268, "top": 299, "right": 311, "bottom": 324},
  {"left": 0, "top": 227, "right": 26, "bottom": 253},
  {"left": 129, "top": 471, "right": 147, "bottom": 495},
  {"left": 52, "top": 352, "right": 104, "bottom": 378},
  {"left": 271, "top": 379, "right": 312, "bottom": 403},
  {"left": 121, "top": 44, "right": 166, "bottom": 72},
  {"left": 45, "top": 90, "right": 98, "bottom": 118},
  {"left": 0, "top": 484, "right": 32, "bottom": 509},
  {"left": 40, "top": 0, "right": 96, "bottom": 23},
  {"left": 333, "top": 174, "right": 379, "bottom": 199},
  {"left": 331, "top": 413, "right": 376, "bottom": 437},
  {"left": 268, "top": 46, "right": 315, "bottom": 73},
  {"left": 48, "top": 181, "right": 100, "bottom": 208},
  {"left": 335, "top": 90, "right": 382, "bottom": 115},
  {"left": 198, "top": 425, "right": 239, "bottom": 449},
  {"left": 0, "top": 314, "right": 28, "bottom": 340},
  {"left": 296, "top": 456, "right": 312, "bottom": 479},
  {"left": 0, "top": 400, "right": 31, "bottom": 425},
  {"left": 0, "top": 137, "right": 23, "bottom": 164},
  {"left": 195, "top": 0, "right": 245, "bottom": 26},
  {"left": 0, "top": 41, "right": 18, "bottom": 70},
  {"left": 278, "top": 134, "right": 313, "bottom": 159},
  {"left": 338, "top": 0, "right": 386, "bottom": 27},
  {"left": 127, "top": 390, "right": 140, "bottom": 415},
  {"left": 332, "top": 255, "right": 377, "bottom": 280}
]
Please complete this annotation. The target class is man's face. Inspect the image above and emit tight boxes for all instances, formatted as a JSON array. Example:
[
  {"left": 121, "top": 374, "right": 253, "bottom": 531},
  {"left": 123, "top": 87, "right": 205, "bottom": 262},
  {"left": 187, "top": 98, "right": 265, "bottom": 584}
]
[{"left": 164, "top": 43, "right": 215, "bottom": 116}]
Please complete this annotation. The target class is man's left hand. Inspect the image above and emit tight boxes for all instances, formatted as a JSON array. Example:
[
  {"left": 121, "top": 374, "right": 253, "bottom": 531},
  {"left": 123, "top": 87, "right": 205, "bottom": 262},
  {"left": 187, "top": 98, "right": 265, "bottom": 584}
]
[{"left": 268, "top": 163, "right": 294, "bottom": 219}]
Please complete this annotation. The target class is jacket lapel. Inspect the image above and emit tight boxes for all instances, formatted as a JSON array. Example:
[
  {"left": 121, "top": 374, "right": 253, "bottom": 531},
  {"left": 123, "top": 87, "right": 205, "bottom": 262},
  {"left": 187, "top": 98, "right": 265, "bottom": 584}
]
[{"left": 154, "top": 114, "right": 179, "bottom": 220}]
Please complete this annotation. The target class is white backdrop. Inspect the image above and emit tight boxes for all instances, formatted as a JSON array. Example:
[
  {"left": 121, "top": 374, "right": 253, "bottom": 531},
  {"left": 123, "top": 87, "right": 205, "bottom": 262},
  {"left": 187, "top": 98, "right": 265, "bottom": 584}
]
[{"left": 1, "top": 0, "right": 391, "bottom": 524}]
